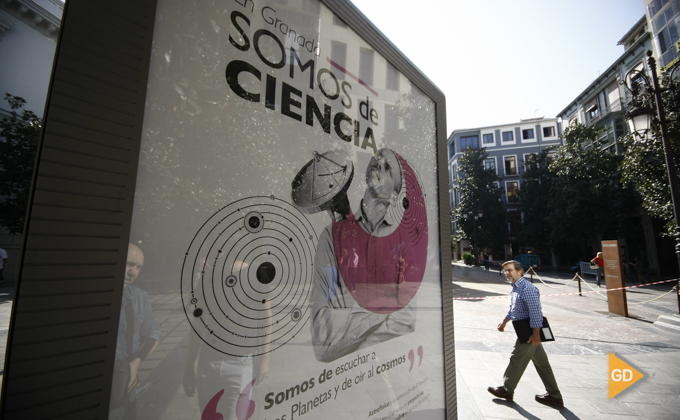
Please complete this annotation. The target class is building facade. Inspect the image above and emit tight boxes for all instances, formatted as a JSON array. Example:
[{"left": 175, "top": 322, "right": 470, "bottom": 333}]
[
  {"left": 0, "top": 0, "right": 63, "bottom": 117},
  {"left": 448, "top": 117, "right": 562, "bottom": 261},
  {"left": 556, "top": 17, "right": 650, "bottom": 153},
  {"left": 645, "top": 0, "right": 680, "bottom": 70},
  {"left": 555, "top": 16, "right": 667, "bottom": 273}
]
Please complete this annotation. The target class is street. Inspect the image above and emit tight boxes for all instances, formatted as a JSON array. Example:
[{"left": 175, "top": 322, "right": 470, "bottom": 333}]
[
  {"left": 453, "top": 263, "right": 680, "bottom": 419},
  {"left": 1, "top": 265, "right": 679, "bottom": 419}
]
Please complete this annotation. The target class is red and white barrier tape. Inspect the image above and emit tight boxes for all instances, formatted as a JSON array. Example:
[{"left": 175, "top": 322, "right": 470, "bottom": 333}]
[{"left": 452, "top": 278, "right": 679, "bottom": 300}]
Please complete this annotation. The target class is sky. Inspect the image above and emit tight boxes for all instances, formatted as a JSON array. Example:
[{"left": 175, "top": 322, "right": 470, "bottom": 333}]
[{"left": 349, "top": 0, "right": 646, "bottom": 132}]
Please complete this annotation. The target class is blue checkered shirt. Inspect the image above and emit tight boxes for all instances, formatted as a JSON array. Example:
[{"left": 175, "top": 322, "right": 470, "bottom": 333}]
[{"left": 506, "top": 277, "right": 543, "bottom": 328}]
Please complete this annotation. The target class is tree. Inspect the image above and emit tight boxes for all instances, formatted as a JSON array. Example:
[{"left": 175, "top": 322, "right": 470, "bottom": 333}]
[
  {"left": 452, "top": 148, "right": 507, "bottom": 254},
  {"left": 0, "top": 94, "right": 41, "bottom": 233},
  {"left": 517, "top": 148, "right": 556, "bottom": 251},
  {"left": 545, "top": 123, "right": 632, "bottom": 262},
  {"left": 620, "top": 68, "right": 680, "bottom": 237}
]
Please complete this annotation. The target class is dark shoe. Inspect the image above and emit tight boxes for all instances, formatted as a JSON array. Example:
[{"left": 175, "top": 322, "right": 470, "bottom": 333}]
[
  {"left": 535, "top": 393, "right": 564, "bottom": 407},
  {"left": 487, "top": 386, "right": 513, "bottom": 401}
]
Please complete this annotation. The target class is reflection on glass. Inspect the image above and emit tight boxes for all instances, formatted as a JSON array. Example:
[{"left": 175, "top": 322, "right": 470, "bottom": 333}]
[
  {"left": 109, "top": 244, "right": 162, "bottom": 420},
  {"left": 182, "top": 267, "right": 271, "bottom": 420}
]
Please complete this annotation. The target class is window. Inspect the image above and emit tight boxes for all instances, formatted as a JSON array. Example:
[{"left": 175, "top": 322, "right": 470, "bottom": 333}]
[
  {"left": 502, "top": 131, "right": 513, "bottom": 142},
  {"left": 616, "top": 122, "right": 625, "bottom": 138},
  {"left": 524, "top": 154, "right": 537, "bottom": 171},
  {"left": 586, "top": 102, "right": 599, "bottom": 120},
  {"left": 648, "top": 0, "right": 671, "bottom": 17},
  {"left": 522, "top": 129, "right": 534, "bottom": 140},
  {"left": 543, "top": 126, "right": 555, "bottom": 137},
  {"left": 461, "top": 136, "right": 479, "bottom": 150},
  {"left": 546, "top": 153, "right": 555, "bottom": 164},
  {"left": 484, "top": 158, "right": 496, "bottom": 172},
  {"left": 359, "top": 48, "right": 374, "bottom": 86},
  {"left": 655, "top": 1, "right": 680, "bottom": 58},
  {"left": 386, "top": 62, "right": 399, "bottom": 91},
  {"left": 483, "top": 133, "right": 494, "bottom": 144},
  {"left": 504, "top": 156, "right": 517, "bottom": 175},
  {"left": 331, "top": 41, "right": 347, "bottom": 80},
  {"left": 506, "top": 181, "right": 519, "bottom": 203}
]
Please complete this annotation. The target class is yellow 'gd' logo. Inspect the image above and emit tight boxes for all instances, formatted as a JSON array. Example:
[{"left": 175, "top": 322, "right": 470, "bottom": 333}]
[{"left": 609, "top": 353, "right": 644, "bottom": 399}]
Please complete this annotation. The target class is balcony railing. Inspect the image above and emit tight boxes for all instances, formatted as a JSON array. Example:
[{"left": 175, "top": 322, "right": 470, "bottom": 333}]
[{"left": 586, "top": 98, "right": 623, "bottom": 126}]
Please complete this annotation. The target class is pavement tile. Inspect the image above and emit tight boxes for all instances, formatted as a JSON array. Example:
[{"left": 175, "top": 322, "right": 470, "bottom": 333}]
[
  {"left": 616, "top": 390, "right": 680, "bottom": 404},
  {"left": 588, "top": 414, "right": 643, "bottom": 420},
  {"left": 475, "top": 351, "right": 508, "bottom": 364},
  {"left": 458, "top": 367, "right": 498, "bottom": 390},
  {"left": 455, "top": 352, "right": 484, "bottom": 370},
  {"left": 629, "top": 381, "right": 680, "bottom": 395},
  {"left": 598, "top": 402, "right": 645, "bottom": 417},
  {"left": 641, "top": 371, "right": 680, "bottom": 386},
  {"left": 626, "top": 401, "right": 680, "bottom": 420},
  {"left": 455, "top": 377, "right": 485, "bottom": 420},
  {"left": 469, "top": 391, "right": 528, "bottom": 419},
  {"left": 478, "top": 361, "right": 508, "bottom": 374},
  {"left": 456, "top": 398, "right": 485, "bottom": 420}
]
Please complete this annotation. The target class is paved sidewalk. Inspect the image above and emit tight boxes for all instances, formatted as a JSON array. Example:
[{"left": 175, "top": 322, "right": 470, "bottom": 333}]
[
  {"left": 453, "top": 263, "right": 680, "bottom": 419},
  {"left": 1, "top": 265, "right": 678, "bottom": 418}
]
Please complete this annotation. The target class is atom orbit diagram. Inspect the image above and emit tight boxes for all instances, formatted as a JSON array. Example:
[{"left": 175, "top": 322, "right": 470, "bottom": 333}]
[{"left": 181, "top": 196, "right": 317, "bottom": 357}]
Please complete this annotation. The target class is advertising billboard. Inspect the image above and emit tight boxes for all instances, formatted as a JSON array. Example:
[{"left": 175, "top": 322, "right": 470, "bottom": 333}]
[
  {"left": 110, "top": 1, "right": 447, "bottom": 419},
  {"left": 0, "top": 1, "right": 452, "bottom": 419}
]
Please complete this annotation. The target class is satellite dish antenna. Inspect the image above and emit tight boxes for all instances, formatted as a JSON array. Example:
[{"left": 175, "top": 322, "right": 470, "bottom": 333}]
[{"left": 291, "top": 151, "right": 354, "bottom": 221}]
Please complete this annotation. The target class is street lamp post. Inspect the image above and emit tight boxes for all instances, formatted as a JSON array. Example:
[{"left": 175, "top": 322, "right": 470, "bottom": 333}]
[{"left": 624, "top": 50, "right": 680, "bottom": 314}]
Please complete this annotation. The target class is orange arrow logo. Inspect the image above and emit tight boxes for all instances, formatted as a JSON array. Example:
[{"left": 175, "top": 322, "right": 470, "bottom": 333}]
[{"left": 609, "top": 353, "right": 644, "bottom": 399}]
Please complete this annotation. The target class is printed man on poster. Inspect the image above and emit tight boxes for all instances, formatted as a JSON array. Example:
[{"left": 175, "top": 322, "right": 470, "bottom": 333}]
[{"left": 297, "top": 148, "right": 428, "bottom": 363}]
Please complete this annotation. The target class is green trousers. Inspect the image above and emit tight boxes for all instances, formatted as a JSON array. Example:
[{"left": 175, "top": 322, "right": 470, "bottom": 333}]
[{"left": 503, "top": 339, "right": 562, "bottom": 398}]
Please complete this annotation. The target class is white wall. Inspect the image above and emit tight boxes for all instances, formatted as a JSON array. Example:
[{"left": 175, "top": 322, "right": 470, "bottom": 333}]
[{"left": 0, "top": 10, "right": 60, "bottom": 116}]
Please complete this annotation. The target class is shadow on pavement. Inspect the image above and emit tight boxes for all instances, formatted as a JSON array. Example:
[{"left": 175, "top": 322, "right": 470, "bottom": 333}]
[
  {"left": 558, "top": 407, "right": 582, "bottom": 420},
  {"left": 491, "top": 399, "right": 582, "bottom": 420},
  {"left": 452, "top": 284, "right": 506, "bottom": 302},
  {"left": 491, "top": 399, "right": 542, "bottom": 420}
]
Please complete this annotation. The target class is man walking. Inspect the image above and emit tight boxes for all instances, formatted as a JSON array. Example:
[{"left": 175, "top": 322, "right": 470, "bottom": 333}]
[{"left": 488, "top": 260, "right": 564, "bottom": 407}]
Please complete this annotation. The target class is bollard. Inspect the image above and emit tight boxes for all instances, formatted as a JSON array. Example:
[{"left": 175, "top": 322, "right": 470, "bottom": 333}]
[{"left": 578, "top": 274, "right": 582, "bottom": 296}]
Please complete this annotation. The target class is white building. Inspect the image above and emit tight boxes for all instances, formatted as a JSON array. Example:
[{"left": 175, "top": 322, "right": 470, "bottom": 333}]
[
  {"left": 0, "top": 0, "right": 63, "bottom": 117},
  {"left": 0, "top": 0, "right": 62, "bottom": 281},
  {"left": 556, "top": 17, "right": 650, "bottom": 154},
  {"left": 448, "top": 117, "right": 562, "bottom": 261}
]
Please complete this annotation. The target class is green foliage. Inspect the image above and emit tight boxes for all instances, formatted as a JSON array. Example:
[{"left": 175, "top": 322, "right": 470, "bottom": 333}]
[
  {"left": 620, "top": 68, "right": 680, "bottom": 236},
  {"left": 452, "top": 148, "right": 507, "bottom": 252},
  {"left": 519, "top": 123, "right": 636, "bottom": 263},
  {"left": 517, "top": 148, "right": 555, "bottom": 250},
  {"left": 0, "top": 94, "right": 40, "bottom": 233},
  {"left": 548, "top": 124, "right": 628, "bottom": 254},
  {"left": 462, "top": 252, "right": 475, "bottom": 266}
]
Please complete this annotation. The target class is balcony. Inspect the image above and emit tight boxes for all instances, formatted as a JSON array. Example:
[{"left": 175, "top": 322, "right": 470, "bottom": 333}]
[{"left": 586, "top": 98, "right": 624, "bottom": 126}]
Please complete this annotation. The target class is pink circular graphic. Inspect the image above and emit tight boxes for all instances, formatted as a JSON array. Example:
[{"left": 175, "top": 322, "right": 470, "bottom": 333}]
[{"left": 332, "top": 154, "right": 427, "bottom": 314}]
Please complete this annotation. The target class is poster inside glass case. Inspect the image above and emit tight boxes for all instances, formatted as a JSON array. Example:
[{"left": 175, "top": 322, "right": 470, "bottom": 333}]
[{"left": 109, "top": 1, "right": 445, "bottom": 419}]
